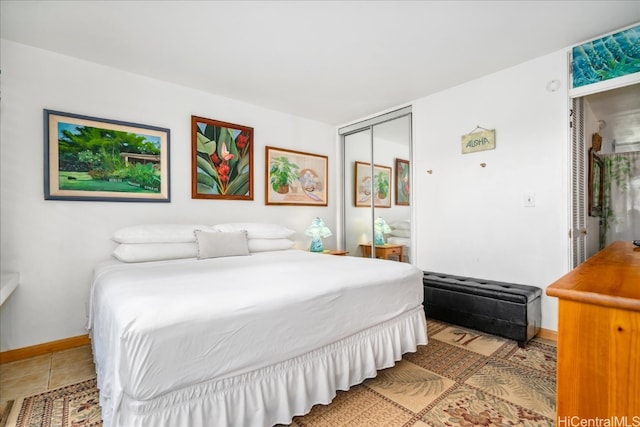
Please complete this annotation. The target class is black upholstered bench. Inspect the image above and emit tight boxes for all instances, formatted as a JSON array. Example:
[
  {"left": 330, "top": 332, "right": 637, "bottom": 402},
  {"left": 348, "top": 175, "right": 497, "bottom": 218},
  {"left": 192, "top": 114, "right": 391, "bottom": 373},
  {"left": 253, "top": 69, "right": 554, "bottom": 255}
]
[{"left": 423, "top": 271, "right": 542, "bottom": 347}]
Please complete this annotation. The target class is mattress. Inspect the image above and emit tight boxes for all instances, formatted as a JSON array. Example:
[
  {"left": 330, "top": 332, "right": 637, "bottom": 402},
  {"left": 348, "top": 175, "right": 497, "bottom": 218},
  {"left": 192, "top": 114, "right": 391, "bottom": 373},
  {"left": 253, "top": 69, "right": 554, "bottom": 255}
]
[{"left": 88, "top": 249, "right": 426, "bottom": 426}]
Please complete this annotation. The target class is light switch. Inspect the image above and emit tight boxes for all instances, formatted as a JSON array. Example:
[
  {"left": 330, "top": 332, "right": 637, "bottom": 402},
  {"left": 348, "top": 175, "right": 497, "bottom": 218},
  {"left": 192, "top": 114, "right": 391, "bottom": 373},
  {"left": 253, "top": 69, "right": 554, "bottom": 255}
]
[{"left": 524, "top": 192, "right": 536, "bottom": 207}]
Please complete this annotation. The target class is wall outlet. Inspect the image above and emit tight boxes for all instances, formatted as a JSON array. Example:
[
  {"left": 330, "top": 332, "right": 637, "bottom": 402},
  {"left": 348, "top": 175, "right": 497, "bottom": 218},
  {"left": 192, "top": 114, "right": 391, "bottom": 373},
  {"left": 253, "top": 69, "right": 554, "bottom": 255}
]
[{"left": 523, "top": 192, "right": 536, "bottom": 207}]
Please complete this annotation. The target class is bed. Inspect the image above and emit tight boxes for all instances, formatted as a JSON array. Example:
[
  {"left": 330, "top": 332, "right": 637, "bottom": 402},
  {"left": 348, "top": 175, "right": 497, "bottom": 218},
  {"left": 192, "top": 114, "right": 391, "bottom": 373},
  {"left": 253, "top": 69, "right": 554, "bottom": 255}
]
[
  {"left": 388, "top": 219, "right": 411, "bottom": 262},
  {"left": 88, "top": 225, "right": 427, "bottom": 427}
]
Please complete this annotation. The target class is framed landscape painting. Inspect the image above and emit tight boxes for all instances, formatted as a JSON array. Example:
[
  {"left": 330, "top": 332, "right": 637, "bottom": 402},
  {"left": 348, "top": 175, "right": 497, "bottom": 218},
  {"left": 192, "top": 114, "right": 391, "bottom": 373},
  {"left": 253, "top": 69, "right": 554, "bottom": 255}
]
[
  {"left": 192, "top": 116, "right": 253, "bottom": 200},
  {"left": 44, "top": 110, "right": 170, "bottom": 202},
  {"left": 354, "top": 161, "right": 391, "bottom": 208},
  {"left": 265, "top": 146, "right": 328, "bottom": 206}
]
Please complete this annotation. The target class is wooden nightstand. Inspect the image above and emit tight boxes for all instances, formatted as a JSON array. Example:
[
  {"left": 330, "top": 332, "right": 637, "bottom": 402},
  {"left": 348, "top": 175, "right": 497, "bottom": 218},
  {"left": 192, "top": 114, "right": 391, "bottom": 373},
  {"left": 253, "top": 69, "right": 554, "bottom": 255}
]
[
  {"left": 321, "top": 250, "right": 349, "bottom": 256},
  {"left": 359, "top": 244, "right": 404, "bottom": 262}
]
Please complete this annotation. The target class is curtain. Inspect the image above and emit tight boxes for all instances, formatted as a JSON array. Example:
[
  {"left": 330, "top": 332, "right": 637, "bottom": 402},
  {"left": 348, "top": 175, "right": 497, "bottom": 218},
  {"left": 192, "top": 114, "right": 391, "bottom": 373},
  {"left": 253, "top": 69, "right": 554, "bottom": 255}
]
[{"left": 601, "top": 151, "right": 640, "bottom": 248}]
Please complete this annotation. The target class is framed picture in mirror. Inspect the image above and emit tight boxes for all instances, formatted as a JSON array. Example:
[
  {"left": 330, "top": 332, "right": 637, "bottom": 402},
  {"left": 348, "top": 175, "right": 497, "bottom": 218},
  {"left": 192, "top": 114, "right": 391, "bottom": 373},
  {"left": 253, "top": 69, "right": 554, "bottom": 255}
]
[
  {"left": 354, "top": 161, "right": 391, "bottom": 208},
  {"left": 588, "top": 148, "right": 604, "bottom": 217},
  {"left": 395, "top": 158, "right": 410, "bottom": 206}
]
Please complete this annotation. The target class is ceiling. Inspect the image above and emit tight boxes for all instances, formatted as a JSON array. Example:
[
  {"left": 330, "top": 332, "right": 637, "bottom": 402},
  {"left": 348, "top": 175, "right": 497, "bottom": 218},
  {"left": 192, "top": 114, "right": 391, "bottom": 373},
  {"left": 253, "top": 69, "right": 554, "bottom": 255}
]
[{"left": 1, "top": 1, "right": 639, "bottom": 126}]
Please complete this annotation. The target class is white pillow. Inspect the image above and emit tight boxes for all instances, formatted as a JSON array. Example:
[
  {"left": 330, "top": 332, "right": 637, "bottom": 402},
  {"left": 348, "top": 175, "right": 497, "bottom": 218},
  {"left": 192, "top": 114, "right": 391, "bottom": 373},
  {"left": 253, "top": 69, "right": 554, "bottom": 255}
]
[
  {"left": 195, "top": 230, "right": 250, "bottom": 259},
  {"left": 248, "top": 239, "right": 295, "bottom": 252},
  {"left": 389, "top": 228, "right": 411, "bottom": 237},
  {"left": 113, "top": 243, "right": 197, "bottom": 263},
  {"left": 113, "top": 224, "right": 215, "bottom": 244},
  {"left": 213, "top": 223, "right": 295, "bottom": 239},
  {"left": 389, "top": 220, "right": 410, "bottom": 230}
]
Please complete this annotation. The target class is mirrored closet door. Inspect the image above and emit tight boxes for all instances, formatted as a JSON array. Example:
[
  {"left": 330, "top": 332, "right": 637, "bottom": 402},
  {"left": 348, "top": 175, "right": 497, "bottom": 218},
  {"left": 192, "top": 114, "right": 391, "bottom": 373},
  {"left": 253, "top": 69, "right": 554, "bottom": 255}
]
[{"left": 340, "top": 107, "right": 412, "bottom": 262}]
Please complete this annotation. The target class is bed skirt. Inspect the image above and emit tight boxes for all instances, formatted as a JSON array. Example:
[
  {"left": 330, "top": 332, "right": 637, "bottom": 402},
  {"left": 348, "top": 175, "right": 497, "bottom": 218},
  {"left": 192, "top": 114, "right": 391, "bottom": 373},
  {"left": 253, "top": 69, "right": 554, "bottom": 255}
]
[{"left": 109, "top": 306, "right": 427, "bottom": 427}]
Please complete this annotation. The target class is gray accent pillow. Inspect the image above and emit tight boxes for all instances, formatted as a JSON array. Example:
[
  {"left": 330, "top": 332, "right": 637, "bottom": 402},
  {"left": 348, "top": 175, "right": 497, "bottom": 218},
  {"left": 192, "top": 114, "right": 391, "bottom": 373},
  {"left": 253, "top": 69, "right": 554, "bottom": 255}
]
[{"left": 194, "top": 230, "right": 250, "bottom": 259}]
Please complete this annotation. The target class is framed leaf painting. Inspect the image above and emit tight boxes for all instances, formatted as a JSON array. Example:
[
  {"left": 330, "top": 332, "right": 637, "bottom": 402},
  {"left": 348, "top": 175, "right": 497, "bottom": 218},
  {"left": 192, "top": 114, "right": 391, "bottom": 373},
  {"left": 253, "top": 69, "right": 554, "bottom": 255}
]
[{"left": 192, "top": 116, "right": 253, "bottom": 200}]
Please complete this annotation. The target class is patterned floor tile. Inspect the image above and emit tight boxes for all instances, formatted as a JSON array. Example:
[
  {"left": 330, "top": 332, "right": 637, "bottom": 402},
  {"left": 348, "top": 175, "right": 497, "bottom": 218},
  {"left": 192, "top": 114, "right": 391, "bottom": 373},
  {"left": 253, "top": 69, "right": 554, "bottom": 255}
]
[
  {"left": 364, "top": 360, "right": 455, "bottom": 412},
  {"left": 465, "top": 359, "right": 556, "bottom": 419},
  {"left": 430, "top": 325, "right": 508, "bottom": 356},
  {"left": 294, "top": 385, "right": 413, "bottom": 427},
  {"left": 420, "top": 383, "right": 554, "bottom": 426},
  {"left": 404, "top": 338, "right": 488, "bottom": 382},
  {"left": 494, "top": 340, "right": 557, "bottom": 377},
  {"left": 425, "top": 318, "right": 449, "bottom": 336},
  {"left": 14, "top": 378, "right": 100, "bottom": 427}
]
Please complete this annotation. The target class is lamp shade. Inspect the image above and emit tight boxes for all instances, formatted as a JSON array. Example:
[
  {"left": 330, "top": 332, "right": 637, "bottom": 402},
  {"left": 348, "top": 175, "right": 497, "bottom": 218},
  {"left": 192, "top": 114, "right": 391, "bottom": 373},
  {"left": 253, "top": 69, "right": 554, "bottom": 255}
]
[
  {"left": 305, "top": 217, "right": 332, "bottom": 252},
  {"left": 374, "top": 217, "right": 391, "bottom": 245},
  {"left": 304, "top": 217, "right": 332, "bottom": 238}
]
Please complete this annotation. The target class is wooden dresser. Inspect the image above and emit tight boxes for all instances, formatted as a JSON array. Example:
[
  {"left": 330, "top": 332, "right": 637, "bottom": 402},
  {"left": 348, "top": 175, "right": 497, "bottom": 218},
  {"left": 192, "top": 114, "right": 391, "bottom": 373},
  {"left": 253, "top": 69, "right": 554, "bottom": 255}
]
[{"left": 546, "top": 241, "right": 640, "bottom": 423}]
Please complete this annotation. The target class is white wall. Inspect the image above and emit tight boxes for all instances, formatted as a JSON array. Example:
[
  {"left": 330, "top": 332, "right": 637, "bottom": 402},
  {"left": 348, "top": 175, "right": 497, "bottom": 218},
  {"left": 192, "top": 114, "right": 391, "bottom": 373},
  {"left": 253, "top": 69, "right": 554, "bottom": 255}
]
[
  {"left": 411, "top": 51, "right": 570, "bottom": 331},
  {"left": 0, "top": 40, "right": 336, "bottom": 350},
  {"left": 1, "top": 40, "right": 578, "bottom": 350}
]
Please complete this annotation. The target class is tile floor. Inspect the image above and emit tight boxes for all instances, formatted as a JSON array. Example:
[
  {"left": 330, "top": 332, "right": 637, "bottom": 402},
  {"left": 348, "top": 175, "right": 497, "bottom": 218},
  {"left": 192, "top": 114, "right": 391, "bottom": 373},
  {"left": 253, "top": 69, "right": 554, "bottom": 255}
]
[{"left": 0, "top": 345, "right": 96, "bottom": 407}]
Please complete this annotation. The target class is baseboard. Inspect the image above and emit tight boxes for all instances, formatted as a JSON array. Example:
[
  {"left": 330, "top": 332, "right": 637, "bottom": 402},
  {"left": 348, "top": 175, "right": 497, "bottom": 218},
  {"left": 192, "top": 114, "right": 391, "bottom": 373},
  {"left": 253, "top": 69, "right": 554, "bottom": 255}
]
[
  {"left": 536, "top": 327, "right": 557, "bottom": 342},
  {"left": 0, "top": 334, "right": 91, "bottom": 364}
]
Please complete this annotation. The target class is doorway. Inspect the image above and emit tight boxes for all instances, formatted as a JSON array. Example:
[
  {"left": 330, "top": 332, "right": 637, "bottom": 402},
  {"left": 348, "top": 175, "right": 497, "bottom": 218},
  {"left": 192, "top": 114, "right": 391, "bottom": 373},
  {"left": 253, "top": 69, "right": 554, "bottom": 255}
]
[{"left": 571, "top": 83, "right": 640, "bottom": 267}]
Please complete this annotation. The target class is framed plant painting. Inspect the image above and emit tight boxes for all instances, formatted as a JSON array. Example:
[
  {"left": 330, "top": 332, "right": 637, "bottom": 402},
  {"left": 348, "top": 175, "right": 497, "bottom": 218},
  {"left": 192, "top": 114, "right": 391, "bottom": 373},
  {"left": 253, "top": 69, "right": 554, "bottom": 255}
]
[
  {"left": 354, "top": 161, "right": 391, "bottom": 208},
  {"left": 44, "top": 109, "right": 170, "bottom": 202},
  {"left": 192, "top": 116, "right": 253, "bottom": 200},
  {"left": 395, "top": 158, "right": 410, "bottom": 206},
  {"left": 265, "top": 146, "right": 328, "bottom": 206}
]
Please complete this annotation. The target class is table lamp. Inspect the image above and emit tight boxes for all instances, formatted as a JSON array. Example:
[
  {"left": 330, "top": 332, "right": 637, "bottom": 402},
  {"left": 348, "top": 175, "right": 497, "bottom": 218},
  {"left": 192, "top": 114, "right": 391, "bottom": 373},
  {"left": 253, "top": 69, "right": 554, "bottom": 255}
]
[
  {"left": 305, "top": 217, "right": 332, "bottom": 252},
  {"left": 374, "top": 217, "right": 391, "bottom": 245}
]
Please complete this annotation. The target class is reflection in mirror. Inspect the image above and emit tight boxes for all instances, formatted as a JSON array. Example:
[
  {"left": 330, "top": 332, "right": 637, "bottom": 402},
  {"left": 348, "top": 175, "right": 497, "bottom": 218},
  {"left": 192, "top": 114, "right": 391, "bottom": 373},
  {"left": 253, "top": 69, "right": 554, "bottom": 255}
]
[
  {"left": 344, "top": 128, "right": 372, "bottom": 256},
  {"left": 373, "top": 116, "right": 411, "bottom": 262},
  {"left": 343, "top": 114, "right": 411, "bottom": 262},
  {"left": 588, "top": 148, "right": 604, "bottom": 217}
]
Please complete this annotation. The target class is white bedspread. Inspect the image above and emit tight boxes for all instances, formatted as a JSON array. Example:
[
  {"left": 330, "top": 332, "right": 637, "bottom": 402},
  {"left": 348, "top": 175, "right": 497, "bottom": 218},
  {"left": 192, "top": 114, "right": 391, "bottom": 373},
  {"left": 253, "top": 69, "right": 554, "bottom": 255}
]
[{"left": 88, "top": 250, "right": 424, "bottom": 426}]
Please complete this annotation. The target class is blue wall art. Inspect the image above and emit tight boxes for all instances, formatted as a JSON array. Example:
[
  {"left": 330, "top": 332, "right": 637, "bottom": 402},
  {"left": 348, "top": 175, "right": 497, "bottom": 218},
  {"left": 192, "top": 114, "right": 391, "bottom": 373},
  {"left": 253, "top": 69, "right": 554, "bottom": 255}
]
[{"left": 572, "top": 25, "right": 640, "bottom": 89}]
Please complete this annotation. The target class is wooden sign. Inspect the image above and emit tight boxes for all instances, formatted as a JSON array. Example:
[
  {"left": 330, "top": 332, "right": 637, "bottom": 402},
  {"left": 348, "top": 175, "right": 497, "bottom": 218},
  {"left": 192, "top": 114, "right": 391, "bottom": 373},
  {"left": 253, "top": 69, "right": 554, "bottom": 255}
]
[{"left": 461, "top": 129, "right": 495, "bottom": 154}]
